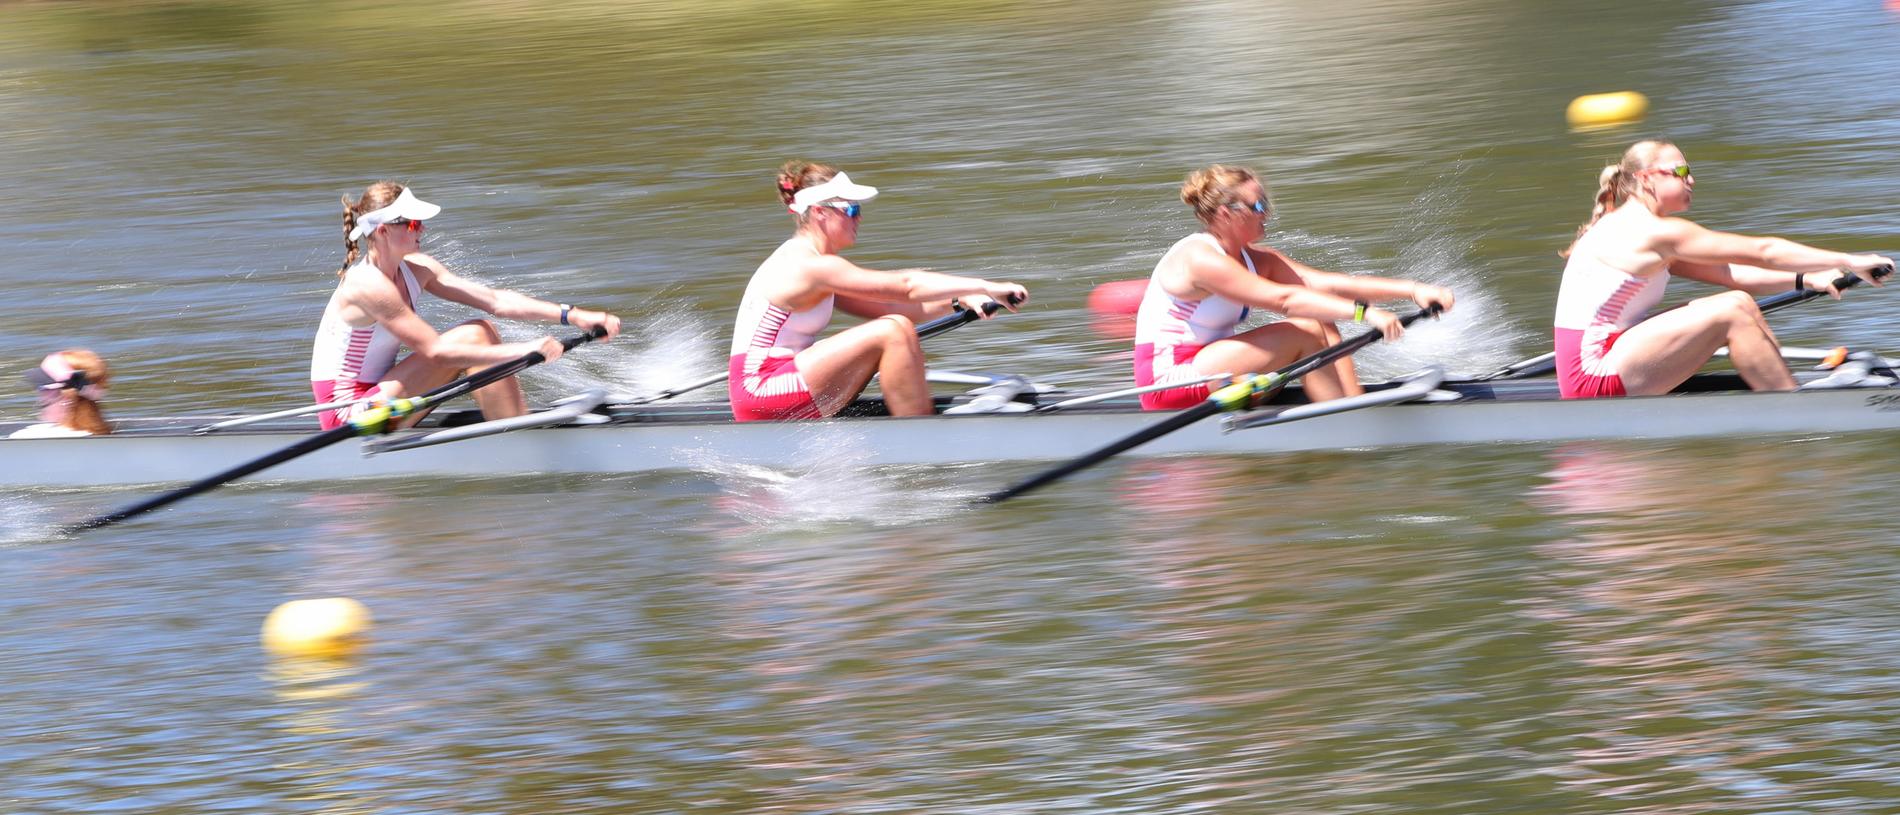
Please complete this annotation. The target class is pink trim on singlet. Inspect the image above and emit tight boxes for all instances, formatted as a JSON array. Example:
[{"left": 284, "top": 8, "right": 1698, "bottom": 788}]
[
  {"left": 728, "top": 352, "right": 820, "bottom": 422},
  {"left": 729, "top": 303, "right": 822, "bottom": 422},
  {"left": 1130, "top": 234, "right": 1259, "bottom": 411},
  {"left": 1133, "top": 343, "right": 1212, "bottom": 410},
  {"left": 1552, "top": 248, "right": 1668, "bottom": 400},
  {"left": 310, "top": 379, "right": 388, "bottom": 430},
  {"left": 1554, "top": 327, "right": 1626, "bottom": 399}
]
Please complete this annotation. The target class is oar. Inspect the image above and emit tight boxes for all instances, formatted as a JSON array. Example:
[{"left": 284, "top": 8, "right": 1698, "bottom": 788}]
[
  {"left": 1033, "top": 371, "right": 1237, "bottom": 412},
  {"left": 1476, "top": 264, "right": 1894, "bottom": 382},
  {"left": 61, "top": 328, "right": 608, "bottom": 534},
  {"left": 979, "top": 308, "right": 1439, "bottom": 505},
  {"left": 621, "top": 297, "right": 1018, "bottom": 405},
  {"left": 194, "top": 397, "right": 371, "bottom": 434}
]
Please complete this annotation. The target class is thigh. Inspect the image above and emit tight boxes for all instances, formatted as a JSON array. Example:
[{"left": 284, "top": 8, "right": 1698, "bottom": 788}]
[
  {"left": 794, "top": 319, "right": 902, "bottom": 415},
  {"left": 375, "top": 320, "right": 497, "bottom": 398},
  {"left": 1190, "top": 321, "right": 1318, "bottom": 377},
  {"left": 1604, "top": 297, "right": 1733, "bottom": 395}
]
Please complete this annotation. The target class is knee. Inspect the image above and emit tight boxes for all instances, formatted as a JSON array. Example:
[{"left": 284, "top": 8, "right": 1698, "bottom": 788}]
[
  {"left": 448, "top": 319, "right": 502, "bottom": 344},
  {"left": 1713, "top": 290, "right": 1761, "bottom": 322},
  {"left": 876, "top": 314, "right": 918, "bottom": 342},
  {"left": 1283, "top": 317, "right": 1333, "bottom": 347}
]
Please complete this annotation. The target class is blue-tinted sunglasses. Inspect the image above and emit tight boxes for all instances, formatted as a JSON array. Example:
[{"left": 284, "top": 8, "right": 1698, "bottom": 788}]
[
  {"left": 819, "top": 201, "right": 863, "bottom": 218},
  {"left": 1229, "top": 198, "right": 1269, "bottom": 216}
]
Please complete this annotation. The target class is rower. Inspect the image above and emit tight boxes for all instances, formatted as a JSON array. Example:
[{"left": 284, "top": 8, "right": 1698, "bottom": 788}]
[
  {"left": 11, "top": 349, "right": 111, "bottom": 438},
  {"left": 1554, "top": 139, "right": 1893, "bottom": 398},
  {"left": 1133, "top": 164, "right": 1455, "bottom": 410},
  {"left": 727, "top": 161, "right": 1029, "bottom": 421},
  {"left": 310, "top": 182, "right": 622, "bottom": 429}
]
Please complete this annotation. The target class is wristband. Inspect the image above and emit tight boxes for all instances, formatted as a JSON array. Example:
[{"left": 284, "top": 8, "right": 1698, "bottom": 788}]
[
  {"left": 1352, "top": 300, "right": 1369, "bottom": 323},
  {"left": 1793, "top": 274, "right": 1805, "bottom": 293},
  {"left": 559, "top": 304, "right": 572, "bottom": 325}
]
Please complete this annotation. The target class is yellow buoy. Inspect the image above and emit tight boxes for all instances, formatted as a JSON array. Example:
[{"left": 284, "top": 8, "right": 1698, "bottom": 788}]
[
  {"left": 262, "top": 597, "right": 372, "bottom": 658},
  {"left": 1566, "top": 91, "right": 1650, "bottom": 129}
]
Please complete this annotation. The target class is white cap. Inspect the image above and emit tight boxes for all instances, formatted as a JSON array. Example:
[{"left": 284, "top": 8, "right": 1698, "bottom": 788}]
[
  {"left": 788, "top": 172, "right": 879, "bottom": 214},
  {"left": 348, "top": 187, "right": 441, "bottom": 241}
]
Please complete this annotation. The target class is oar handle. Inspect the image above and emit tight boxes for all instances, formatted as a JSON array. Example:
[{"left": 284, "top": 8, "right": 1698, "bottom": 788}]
[
  {"left": 1755, "top": 262, "right": 1893, "bottom": 312},
  {"left": 916, "top": 294, "right": 1020, "bottom": 340},
  {"left": 422, "top": 327, "right": 608, "bottom": 405},
  {"left": 1212, "top": 306, "right": 1438, "bottom": 410}
]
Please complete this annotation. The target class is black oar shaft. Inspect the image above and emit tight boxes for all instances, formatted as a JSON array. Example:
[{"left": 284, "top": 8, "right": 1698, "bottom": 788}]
[
  {"left": 63, "top": 425, "right": 358, "bottom": 533},
  {"left": 62, "top": 328, "right": 605, "bottom": 534},
  {"left": 423, "top": 328, "right": 604, "bottom": 403},
  {"left": 978, "top": 402, "right": 1218, "bottom": 504},
  {"left": 981, "top": 309, "right": 1435, "bottom": 505}
]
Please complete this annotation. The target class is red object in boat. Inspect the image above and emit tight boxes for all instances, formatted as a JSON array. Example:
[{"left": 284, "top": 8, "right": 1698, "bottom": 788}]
[{"left": 1087, "top": 279, "right": 1145, "bottom": 315}]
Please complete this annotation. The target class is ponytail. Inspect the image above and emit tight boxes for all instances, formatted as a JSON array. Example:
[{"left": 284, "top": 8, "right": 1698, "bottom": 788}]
[
  {"left": 340, "top": 195, "right": 360, "bottom": 275},
  {"left": 339, "top": 181, "right": 405, "bottom": 275}
]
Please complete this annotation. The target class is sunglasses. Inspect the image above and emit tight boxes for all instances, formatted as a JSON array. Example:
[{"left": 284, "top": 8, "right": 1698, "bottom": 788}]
[
  {"left": 388, "top": 219, "right": 426, "bottom": 234},
  {"left": 818, "top": 201, "right": 862, "bottom": 219},
  {"left": 1229, "top": 198, "right": 1270, "bottom": 216},
  {"left": 1652, "top": 164, "right": 1692, "bottom": 179}
]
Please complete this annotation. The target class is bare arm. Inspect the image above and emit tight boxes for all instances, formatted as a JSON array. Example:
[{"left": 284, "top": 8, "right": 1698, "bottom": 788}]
[
  {"left": 407, "top": 253, "right": 622, "bottom": 338},
  {"left": 350, "top": 279, "right": 553, "bottom": 368},
  {"left": 1655, "top": 219, "right": 1890, "bottom": 282},
  {"left": 805, "top": 254, "right": 1027, "bottom": 316},
  {"left": 1255, "top": 246, "right": 1455, "bottom": 311},
  {"left": 1669, "top": 259, "right": 1807, "bottom": 296},
  {"left": 835, "top": 293, "right": 935, "bottom": 322},
  {"left": 1192, "top": 244, "right": 1364, "bottom": 323}
]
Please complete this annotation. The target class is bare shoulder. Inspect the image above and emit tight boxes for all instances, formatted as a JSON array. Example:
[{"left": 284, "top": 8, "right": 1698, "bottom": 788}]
[
  {"left": 1243, "top": 242, "right": 1296, "bottom": 273},
  {"left": 400, "top": 251, "right": 450, "bottom": 281},
  {"left": 338, "top": 265, "right": 408, "bottom": 315}
]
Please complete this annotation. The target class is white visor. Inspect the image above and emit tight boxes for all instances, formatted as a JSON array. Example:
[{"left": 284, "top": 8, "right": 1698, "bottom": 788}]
[
  {"left": 788, "top": 172, "right": 879, "bottom": 214},
  {"left": 348, "top": 187, "right": 442, "bottom": 241}
]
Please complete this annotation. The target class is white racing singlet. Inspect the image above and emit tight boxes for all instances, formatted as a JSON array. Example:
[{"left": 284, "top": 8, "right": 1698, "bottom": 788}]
[
  {"left": 310, "top": 260, "right": 424, "bottom": 390},
  {"left": 1134, "top": 233, "right": 1256, "bottom": 389}
]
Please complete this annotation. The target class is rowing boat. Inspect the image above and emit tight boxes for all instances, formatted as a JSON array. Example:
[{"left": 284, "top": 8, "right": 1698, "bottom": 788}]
[{"left": 5, "top": 366, "right": 1899, "bottom": 488}]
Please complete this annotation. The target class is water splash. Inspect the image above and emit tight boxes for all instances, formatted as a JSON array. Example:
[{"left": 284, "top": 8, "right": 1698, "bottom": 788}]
[
  {"left": 0, "top": 493, "right": 63, "bottom": 545},
  {"left": 382, "top": 243, "right": 726, "bottom": 403},
  {"left": 685, "top": 425, "right": 971, "bottom": 530},
  {"left": 1276, "top": 170, "right": 1538, "bottom": 381},
  {"left": 528, "top": 308, "right": 725, "bottom": 402}
]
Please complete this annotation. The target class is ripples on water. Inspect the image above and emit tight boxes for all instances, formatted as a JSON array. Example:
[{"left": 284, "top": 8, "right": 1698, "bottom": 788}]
[{"left": 7, "top": 0, "right": 1900, "bottom": 812}]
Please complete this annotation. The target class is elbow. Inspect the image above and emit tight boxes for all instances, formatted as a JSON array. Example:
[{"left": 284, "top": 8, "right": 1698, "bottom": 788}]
[
  {"left": 899, "top": 271, "right": 928, "bottom": 301},
  {"left": 1756, "top": 237, "right": 1797, "bottom": 268},
  {"left": 411, "top": 340, "right": 451, "bottom": 366}
]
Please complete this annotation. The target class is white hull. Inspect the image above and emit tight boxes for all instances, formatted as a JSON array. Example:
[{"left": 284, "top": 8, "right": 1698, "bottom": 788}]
[{"left": 6, "top": 376, "right": 1900, "bottom": 488}]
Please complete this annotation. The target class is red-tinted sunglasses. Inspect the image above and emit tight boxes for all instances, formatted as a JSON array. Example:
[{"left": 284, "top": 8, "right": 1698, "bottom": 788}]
[{"left": 389, "top": 219, "right": 426, "bottom": 234}]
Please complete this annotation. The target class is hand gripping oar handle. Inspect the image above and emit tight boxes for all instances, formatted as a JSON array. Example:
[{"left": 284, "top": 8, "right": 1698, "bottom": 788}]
[
  {"left": 1753, "top": 261, "right": 1892, "bottom": 312},
  {"left": 61, "top": 328, "right": 607, "bottom": 534},
  {"left": 916, "top": 294, "right": 1019, "bottom": 340},
  {"left": 980, "top": 307, "right": 1438, "bottom": 505}
]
